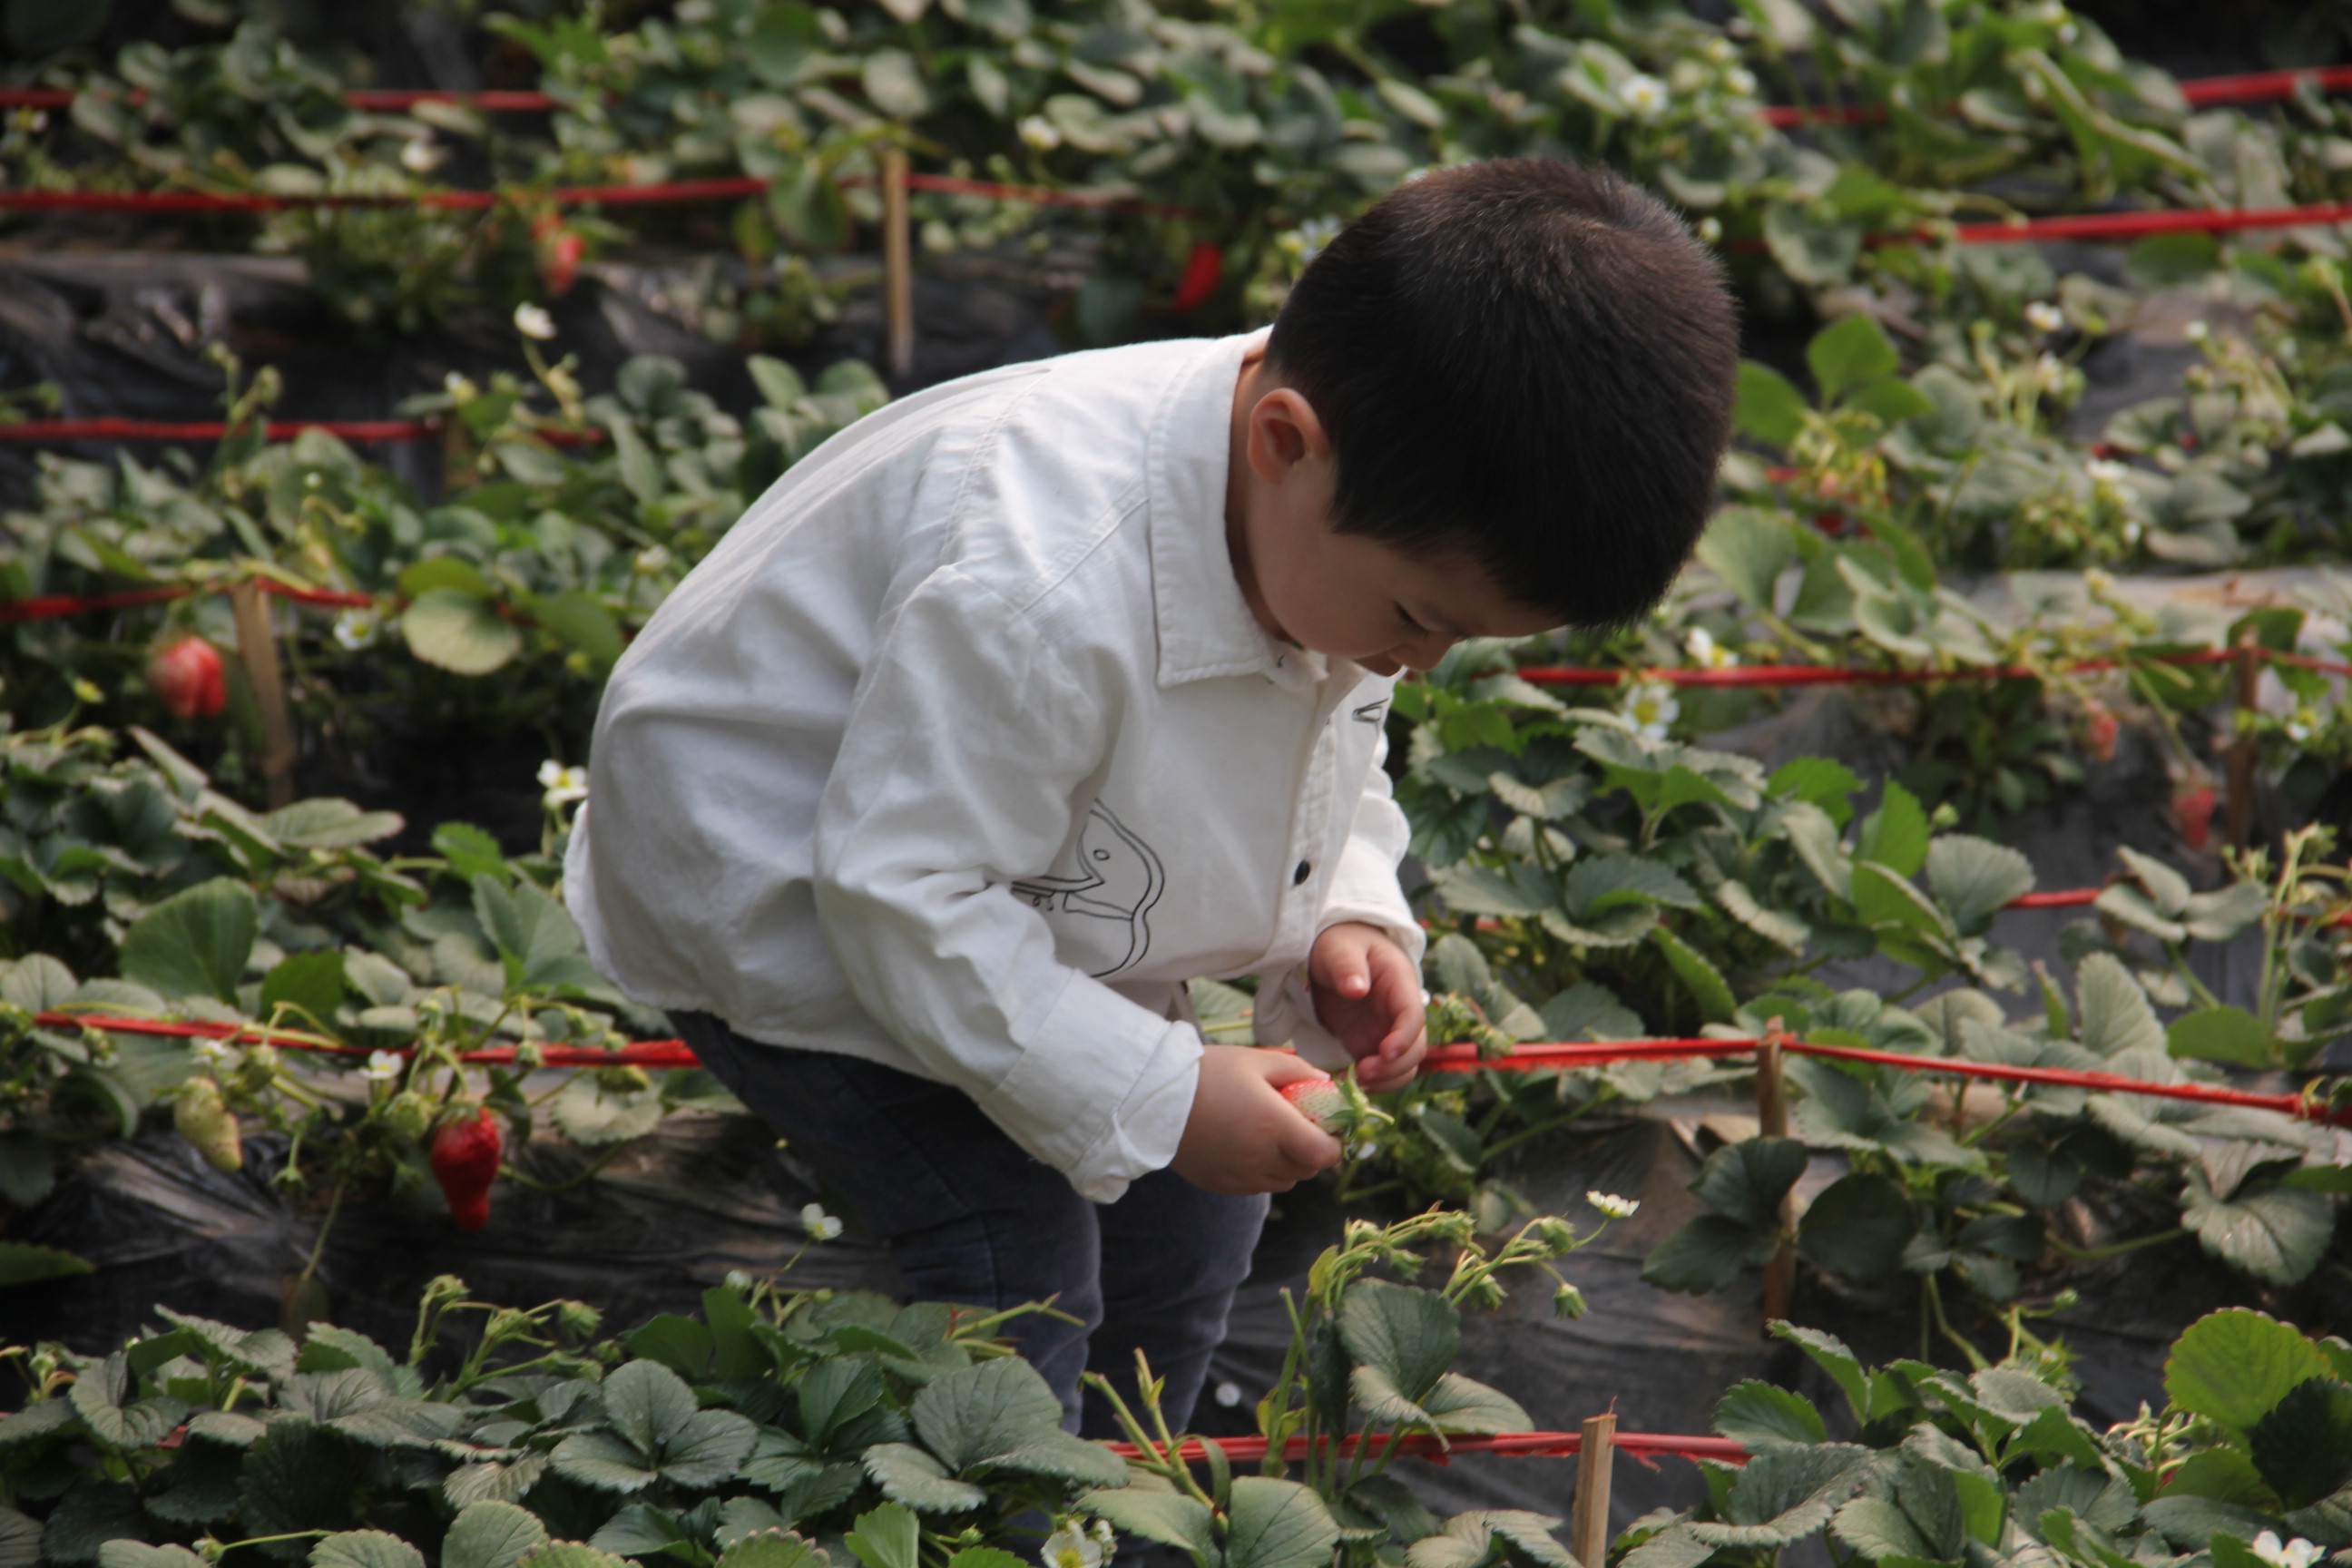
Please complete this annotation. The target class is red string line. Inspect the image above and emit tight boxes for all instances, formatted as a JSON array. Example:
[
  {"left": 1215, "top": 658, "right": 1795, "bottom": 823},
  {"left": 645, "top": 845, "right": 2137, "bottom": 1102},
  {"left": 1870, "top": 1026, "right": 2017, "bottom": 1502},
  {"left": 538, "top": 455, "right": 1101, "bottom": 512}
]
[
  {"left": 14, "top": 177, "right": 2352, "bottom": 244},
  {"left": 9, "top": 63, "right": 2347, "bottom": 122},
  {"left": 0, "top": 170, "right": 1172, "bottom": 216},
  {"left": 1517, "top": 645, "right": 2352, "bottom": 689},
  {"left": 2005, "top": 888, "right": 2103, "bottom": 909},
  {"left": 1100, "top": 1431, "right": 1751, "bottom": 1465},
  {"left": 0, "top": 416, "right": 603, "bottom": 448},
  {"left": 0, "top": 577, "right": 374, "bottom": 622},
  {"left": 1949, "top": 202, "right": 2352, "bottom": 245},
  {"left": 0, "top": 416, "right": 446, "bottom": 444},
  {"left": 0, "top": 87, "right": 567, "bottom": 112},
  {"left": 1757, "top": 64, "right": 2352, "bottom": 127},
  {"left": 1418, "top": 1036, "right": 2352, "bottom": 1128},
  {"left": 0, "top": 175, "right": 771, "bottom": 212},
  {"left": 24, "top": 1013, "right": 2349, "bottom": 1126}
]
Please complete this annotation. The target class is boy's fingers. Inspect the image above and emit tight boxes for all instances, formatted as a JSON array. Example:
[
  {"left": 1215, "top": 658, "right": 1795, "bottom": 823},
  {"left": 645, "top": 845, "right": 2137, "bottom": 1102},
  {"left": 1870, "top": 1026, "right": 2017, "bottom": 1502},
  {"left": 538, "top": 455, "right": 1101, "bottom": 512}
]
[
  {"left": 1274, "top": 1123, "right": 1341, "bottom": 1178},
  {"left": 1312, "top": 942, "right": 1371, "bottom": 998},
  {"left": 1371, "top": 961, "right": 1426, "bottom": 1056}
]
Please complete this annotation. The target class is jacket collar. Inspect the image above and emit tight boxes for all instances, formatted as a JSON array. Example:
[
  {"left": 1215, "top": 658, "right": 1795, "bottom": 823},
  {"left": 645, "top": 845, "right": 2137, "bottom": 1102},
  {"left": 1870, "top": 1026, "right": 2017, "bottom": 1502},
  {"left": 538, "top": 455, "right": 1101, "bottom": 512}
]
[{"left": 1146, "top": 329, "right": 1288, "bottom": 689}]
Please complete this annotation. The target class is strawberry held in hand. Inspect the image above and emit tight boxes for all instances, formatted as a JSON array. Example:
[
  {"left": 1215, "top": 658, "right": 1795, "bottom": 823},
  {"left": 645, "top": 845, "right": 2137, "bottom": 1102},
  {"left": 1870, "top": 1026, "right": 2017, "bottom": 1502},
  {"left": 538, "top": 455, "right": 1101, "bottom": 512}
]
[
  {"left": 148, "top": 636, "right": 227, "bottom": 720},
  {"left": 430, "top": 1107, "right": 503, "bottom": 1231},
  {"left": 1279, "top": 1075, "right": 1348, "bottom": 1133}
]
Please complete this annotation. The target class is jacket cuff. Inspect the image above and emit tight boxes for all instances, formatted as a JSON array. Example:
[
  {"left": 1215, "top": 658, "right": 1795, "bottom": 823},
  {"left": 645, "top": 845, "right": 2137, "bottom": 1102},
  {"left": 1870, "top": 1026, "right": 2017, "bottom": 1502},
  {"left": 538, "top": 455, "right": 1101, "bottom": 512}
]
[
  {"left": 975, "top": 981, "right": 1203, "bottom": 1201},
  {"left": 1322, "top": 839, "right": 1426, "bottom": 973}
]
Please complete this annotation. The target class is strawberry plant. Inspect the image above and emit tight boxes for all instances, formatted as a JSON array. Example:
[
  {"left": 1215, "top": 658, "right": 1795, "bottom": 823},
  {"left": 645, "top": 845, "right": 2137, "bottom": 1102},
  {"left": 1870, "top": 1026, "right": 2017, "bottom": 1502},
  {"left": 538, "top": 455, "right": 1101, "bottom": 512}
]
[
  {"left": 0, "top": 1209, "right": 1628, "bottom": 1568},
  {"left": 1642, "top": 945, "right": 2347, "bottom": 1351},
  {"left": 0, "top": 717, "right": 736, "bottom": 1304},
  {"left": 0, "top": 1269, "right": 1109, "bottom": 1564},
  {"left": 1396, "top": 643, "right": 2040, "bottom": 1033},
  {"left": 0, "top": 342, "right": 886, "bottom": 783},
  {"left": 1623, "top": 1308, "right": 2352, "bottom": 1568}
]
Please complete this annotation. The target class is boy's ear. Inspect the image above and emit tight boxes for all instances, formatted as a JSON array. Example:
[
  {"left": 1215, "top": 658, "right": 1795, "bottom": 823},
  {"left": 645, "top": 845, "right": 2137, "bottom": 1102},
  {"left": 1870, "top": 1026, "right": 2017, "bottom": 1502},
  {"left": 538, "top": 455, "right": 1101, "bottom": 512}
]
[{"left": 1245, "top": 387, "right": 1332, "bottom": 485}]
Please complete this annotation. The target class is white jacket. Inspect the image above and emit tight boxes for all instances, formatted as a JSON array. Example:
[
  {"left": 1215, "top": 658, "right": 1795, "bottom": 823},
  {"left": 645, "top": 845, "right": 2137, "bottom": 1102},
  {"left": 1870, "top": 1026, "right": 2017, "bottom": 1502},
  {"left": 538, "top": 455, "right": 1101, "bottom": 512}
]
[{"left": 564, "top": 330, "right": 1424, "bottom": 1201}]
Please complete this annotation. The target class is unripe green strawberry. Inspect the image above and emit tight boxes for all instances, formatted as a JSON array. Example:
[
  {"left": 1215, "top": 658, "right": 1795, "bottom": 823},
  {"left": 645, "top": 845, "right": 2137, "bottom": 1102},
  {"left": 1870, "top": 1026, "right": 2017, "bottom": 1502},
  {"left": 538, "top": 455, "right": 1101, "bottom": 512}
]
[
  {"left": 237, "top": 1044, "right": 279, "bottom": 1095},
  {"left": 173, "top": 1077, "right": 244, "bottom": 1173},
  {"left": 383, "top": 1091, "right": 436, "bottom": 1143},
  {"left": 593, "top": 1065, "right": 652, "bottom": 1093},
  {"left": 1279, "top": 1075, "right": 1348, "bottom": 1133}
]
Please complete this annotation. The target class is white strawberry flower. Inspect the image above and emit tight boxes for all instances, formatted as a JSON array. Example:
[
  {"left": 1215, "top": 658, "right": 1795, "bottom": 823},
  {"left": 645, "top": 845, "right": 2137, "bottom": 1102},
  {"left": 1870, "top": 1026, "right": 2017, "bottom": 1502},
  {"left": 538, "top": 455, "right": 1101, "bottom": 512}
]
[
  {"left": 1042, "top": 1523, "right": 1104, "bottom": 1568},
  {"left": 538, "top": 760, "right": 590, "bottom": 811},
  {"left": 333, "top": 610, "right": 379, "bottom": 651},
  {"left": 1587, "top": 1190, "right": 1641, "bottom": 1220},
  {"left": 1018, "top": 115, "right": 1062, "bottom": 151},
  {"left": 399, "top": 138, "right": 440, "bottom": 173},
  {"left": 195, "top": 1037, "right": 234, "bottom": 1065},
  {"left": 2186, "top": 318, "right": 2210, "bottom": 342},
  {"left": 799, "top": 1202, "right": 844, "bottom": 1241},
  {"left": 2252, "top": 1534, "right": 2324, "bottom": 1568},
  {"left": 2033, "top": 352, "right": 2066, "bottom": 391},
  {"left": 1723, "top": 66, "right": 1757, "bottom": 97},
  {"left": 1280, "top": 214, "right": 1343, "bottom": 265},
  {"left": 2025, "top": 301, "right": 2063, "bottom": 332},
  {"left": 2086, "top": 458, "right": 2129, "bottom": 486},
  {"left": 361, "top": 1050, "right": 405, "bottom": 1083},
  {"left": 1685, "top": 627, "right": 1738, "bottom": 669},
  {"left": 1698, "top": 216, "right": 1722, "bottom": 244},
  {"left": 1622, "top": 680, "right": 1679, "bottom": 740},
  {"left": 514, "top": 302, "right": 557, "bottom": 341},
  {"left": 1618, "top": 74, "right": 1669, "bottom": 117}
]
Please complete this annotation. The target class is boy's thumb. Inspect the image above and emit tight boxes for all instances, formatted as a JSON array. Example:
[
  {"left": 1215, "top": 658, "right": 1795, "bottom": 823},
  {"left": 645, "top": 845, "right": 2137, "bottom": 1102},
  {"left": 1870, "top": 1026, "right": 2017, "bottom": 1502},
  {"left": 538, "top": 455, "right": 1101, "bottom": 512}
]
[{"left": 1260, "top": 1052, "right": 1329, "bottom": 1088}]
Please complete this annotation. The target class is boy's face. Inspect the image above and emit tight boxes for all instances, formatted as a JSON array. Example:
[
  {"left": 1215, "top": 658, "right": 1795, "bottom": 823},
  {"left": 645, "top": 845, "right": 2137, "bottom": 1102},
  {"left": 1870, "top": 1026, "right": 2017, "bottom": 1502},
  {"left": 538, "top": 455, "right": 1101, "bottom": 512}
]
[
  {"left": 1229, "top": 352, "right": 1557, "bottom": 677},
  {"left": 1247, "top": 510, "right": 1558, "bottom": 678}
]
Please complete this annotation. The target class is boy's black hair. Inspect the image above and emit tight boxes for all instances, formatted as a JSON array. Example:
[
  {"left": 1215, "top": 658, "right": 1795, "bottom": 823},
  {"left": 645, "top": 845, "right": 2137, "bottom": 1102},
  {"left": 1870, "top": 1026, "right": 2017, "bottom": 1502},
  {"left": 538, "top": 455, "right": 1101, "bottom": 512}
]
[{"left": 1264, "top": 159, "right": 1738, "bottom": 629}]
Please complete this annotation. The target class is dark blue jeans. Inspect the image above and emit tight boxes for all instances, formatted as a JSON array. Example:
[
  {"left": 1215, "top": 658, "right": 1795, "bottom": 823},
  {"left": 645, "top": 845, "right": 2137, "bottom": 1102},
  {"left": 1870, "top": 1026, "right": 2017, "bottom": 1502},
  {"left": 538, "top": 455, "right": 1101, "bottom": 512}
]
[{"left": 671, "top": 1014, "right": 1268, "bottom": 1437}]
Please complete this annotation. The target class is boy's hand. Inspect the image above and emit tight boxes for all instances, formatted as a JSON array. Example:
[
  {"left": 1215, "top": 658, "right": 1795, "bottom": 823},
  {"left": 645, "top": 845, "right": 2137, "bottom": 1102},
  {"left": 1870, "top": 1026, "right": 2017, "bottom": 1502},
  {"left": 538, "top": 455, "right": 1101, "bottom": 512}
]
[
  {"left": 1309, "top": 922, "right": 1427, "bottom": 1093},
  {"left": 1172, "top": 1046, "right": 1343, "bottom": 1194}
]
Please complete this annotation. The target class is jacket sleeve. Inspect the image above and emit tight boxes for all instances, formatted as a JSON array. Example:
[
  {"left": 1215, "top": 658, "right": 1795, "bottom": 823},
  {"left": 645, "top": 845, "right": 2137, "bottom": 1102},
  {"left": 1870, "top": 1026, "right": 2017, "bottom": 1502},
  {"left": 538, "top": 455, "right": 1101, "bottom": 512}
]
[
  {"left": 1255, "top": 719, "right": 1426, "bottom": 1072},
  {"left": 810, "top": 570, "right": 1199, "bottom": 1203}
]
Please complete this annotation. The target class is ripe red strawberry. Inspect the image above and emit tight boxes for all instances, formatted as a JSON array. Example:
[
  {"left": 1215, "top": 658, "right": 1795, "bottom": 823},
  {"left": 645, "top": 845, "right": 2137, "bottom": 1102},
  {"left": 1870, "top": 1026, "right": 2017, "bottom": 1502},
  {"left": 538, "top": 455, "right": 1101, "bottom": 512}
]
[
  {"left": 2174, "top": 782, "right": 2217, "bottom": 850},
  {"left": 1279, "top": 1075, "right": 1348, "bottom": 1133},
  {"left": 2083, "top": 705, "right": 2120, "bottom": 763},
  {"left": 533, "top": 216, "right": 585, "bottom": 297},
  {"left": 430, "top": 1107, "right": 503, "bottom": 1231},
  {"left": 148, "top": 637, "right": 226, "bottom": 720},
  {"left": 1171, "top": 241, "right": 1223, "bottom": 314}
]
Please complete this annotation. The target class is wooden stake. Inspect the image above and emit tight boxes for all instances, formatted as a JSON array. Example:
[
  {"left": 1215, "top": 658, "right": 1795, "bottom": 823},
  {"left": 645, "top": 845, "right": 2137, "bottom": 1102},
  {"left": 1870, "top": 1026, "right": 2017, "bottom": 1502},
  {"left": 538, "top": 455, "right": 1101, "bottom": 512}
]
[
  {"left": 1571, "top": 1412, "right": 1616, "bottom": 1568},
  {"left": 1758, "top": 1023, "right": 1795, "bottom": 1330},
  {"left": 2225, "top": 628, "right": 2261, "bottom": 849},
  {"left": 230, "top": 579, "right": 298, "bottom": 808},
  {"left": 880, "top": 147, "right": 914, "bottom": 381}
]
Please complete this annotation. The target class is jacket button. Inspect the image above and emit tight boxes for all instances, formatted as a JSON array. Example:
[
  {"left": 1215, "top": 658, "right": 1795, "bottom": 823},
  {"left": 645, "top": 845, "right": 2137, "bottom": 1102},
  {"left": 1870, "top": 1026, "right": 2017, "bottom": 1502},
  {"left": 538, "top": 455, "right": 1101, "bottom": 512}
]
[{"left": 1293, "top": 860, "right": 1311, "bottom": 886}]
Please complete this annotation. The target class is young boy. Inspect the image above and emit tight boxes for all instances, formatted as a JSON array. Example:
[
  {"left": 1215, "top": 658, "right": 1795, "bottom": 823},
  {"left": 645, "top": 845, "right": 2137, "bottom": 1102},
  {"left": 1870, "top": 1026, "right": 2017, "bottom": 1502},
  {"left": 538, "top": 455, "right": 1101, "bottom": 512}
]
[{"left": 564, "top": 159, "right": 1735, "bottom": 1434}]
